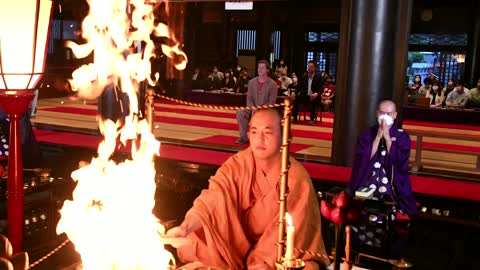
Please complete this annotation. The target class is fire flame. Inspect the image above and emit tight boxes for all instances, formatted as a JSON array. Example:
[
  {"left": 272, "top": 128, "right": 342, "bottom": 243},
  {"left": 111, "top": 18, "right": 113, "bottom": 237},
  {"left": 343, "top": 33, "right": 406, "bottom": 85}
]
[{"left": 56, "top": 0, "right": 187, "bottom": 269}]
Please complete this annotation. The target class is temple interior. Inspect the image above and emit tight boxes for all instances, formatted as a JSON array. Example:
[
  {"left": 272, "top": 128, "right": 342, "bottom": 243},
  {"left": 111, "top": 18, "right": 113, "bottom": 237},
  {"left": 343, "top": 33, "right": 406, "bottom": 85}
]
[{"left": 0, "top": 0, "right": 479, "bottom": 269}]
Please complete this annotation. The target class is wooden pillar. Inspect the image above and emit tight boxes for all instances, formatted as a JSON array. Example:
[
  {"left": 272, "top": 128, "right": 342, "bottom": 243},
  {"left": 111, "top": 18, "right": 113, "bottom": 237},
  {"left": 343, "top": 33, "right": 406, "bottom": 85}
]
[{"left": 332, "top": 0, "right": 413, "bottom": 166}]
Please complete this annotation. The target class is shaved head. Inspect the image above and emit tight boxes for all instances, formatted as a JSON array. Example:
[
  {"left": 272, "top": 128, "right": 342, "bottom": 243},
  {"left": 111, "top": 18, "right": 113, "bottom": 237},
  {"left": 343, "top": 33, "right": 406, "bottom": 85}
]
[
  {"left": 250, "top": 109, "right": 282, "bottom": 130},
  {"left": 376, "top": 100, "right": 398, "bottom": 120},
  {"left": 378, "top": 100, "right": 397, "bottom": 112},
  {"left": 249, "top": 108, "right": 283, "bottom": 161}
]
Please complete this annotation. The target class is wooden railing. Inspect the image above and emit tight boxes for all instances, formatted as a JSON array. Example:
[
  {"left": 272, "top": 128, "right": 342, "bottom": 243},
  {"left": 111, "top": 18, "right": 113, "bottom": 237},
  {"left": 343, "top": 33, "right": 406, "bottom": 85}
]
[{"left": 408, "top": 130, "right": 480, "bottom": 174}]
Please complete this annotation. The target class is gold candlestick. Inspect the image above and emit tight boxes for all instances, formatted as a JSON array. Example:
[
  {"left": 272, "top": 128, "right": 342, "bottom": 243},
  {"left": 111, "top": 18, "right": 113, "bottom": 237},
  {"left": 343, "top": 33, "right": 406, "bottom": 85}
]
[
  {"left": 277, "top": 97, "right": 293, "bottom": 263},
  {"left": 146, "top": 88, "right": 155, "bottom": 132}
]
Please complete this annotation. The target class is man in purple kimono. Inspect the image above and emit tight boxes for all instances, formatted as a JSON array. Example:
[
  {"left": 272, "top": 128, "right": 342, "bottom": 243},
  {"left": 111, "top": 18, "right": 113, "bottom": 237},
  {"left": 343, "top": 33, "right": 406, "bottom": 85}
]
[
  {"left": 347, "top": 100, "right": 417, "bottom": 256},
  {"left": 235, "top": 60, "right": 278, "bottom": 144}
]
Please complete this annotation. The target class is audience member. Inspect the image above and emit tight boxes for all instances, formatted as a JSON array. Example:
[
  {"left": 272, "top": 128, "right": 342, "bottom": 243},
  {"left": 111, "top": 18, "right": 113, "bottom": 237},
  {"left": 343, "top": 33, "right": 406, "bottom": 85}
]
[
  {"left": 417, "top": 78, "right": 431, "bottom": 97},
  {"left": 299, "top": 61, "right": 323, "bottom": 124},
  {"left": 234, "top": 63, "right": 242, "bottom": 78},
  {"left": 192, "top": 67, "right": 201, "bottom": 81},
  {"left": 206, "top": 67, "right": 224, "bottom": 89},
  {"left": 442, "top": 79, "right": 455, "bottom": 107},
  {"left": 409, "top": 75, "right": 422, "bottom": 96},
  {"left": 235, "top": 68, "right": 251, "bottom": 94},
  {"left": 320, "top": 75, "right": 336, "bottom": 112},
  {"left": 235, "top": 60, "right": 278, "bottom": 144},
  {"left": 221, "top": 70, "right": 236, "bottom": 90},
  {"left": 445, "top": 80, "right": 470, "bottom": 108},
  {"left": 425, "top": 80, "right": 445, "bottom": 108},
  {"left": 466, "top": 78, "right": 480, "bottom": 108},
  {"left": 275, "top": 58, "right": 288, "bottom": 75},
  {"left": 279, "top": 69, "right": 292, "bottom": 95},
  {"left": 287, "top": 74, "right": 300, "bottom": 97}
]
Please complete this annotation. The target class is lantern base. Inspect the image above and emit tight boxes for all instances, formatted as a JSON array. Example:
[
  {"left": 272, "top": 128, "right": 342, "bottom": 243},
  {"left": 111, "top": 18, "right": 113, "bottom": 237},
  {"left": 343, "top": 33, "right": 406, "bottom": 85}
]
[
  {"left": 0, "top": 89, "right": 35, "bottom": 253},
  {"left": 0, "top": 90, "right": 35, "bottom": 116}
]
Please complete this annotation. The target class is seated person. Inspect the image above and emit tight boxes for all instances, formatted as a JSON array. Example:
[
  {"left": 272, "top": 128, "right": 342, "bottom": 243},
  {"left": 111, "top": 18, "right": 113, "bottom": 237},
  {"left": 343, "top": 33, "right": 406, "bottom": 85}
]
[
  {"left": 235, "top": 60, "right": 278, "bottom": 144},
  {"left": 287, "top": 75, "right": 302, "bottom": 122},
  {"left": 417, "top": 78, "right": 431, "bottom": 97},
  {"left": 425, "top": 80, "right": 445, "bottom": 108},
  {"left": 287, "top": 75, "right": 300, "bottom": 96},
  {"left": 441, "top": 79, "right": 455, "bottom": 107},
  {"left": 299, "top": 61, "right": 323, "bottom": 124},
  {"left": 235, "top": 68, "right": 251, "bottom": 94},
  {"left": 207, "top": 67, "right": 224, "bottom": 90},
  {"left": 466, "top": 78, "right": 480, "bottom": 109},
  {"left": 165, "top": 109, "right": 329, "bottom": 270},
  {"left": 221, "top": 71, "right": 236, "bottom": 90},
  {"left": 320, "top": 75, "right": 335, "bottom": 112},
  {"left": 279, "top": 69, "right": 292, "bottom": 95},
  {"left": 347, "top": 100, "right": 417, "bottom": 256},
  {"left": 445, "top": 80, "right": 470, "bottom": 108},
  {"left": 408, "top": 75, "right": 422, "bottom": 97}
]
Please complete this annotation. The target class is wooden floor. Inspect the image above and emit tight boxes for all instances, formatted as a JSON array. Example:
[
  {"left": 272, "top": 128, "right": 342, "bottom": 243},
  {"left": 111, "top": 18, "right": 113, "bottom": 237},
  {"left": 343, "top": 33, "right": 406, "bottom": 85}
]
[{"left": 32, "top": 97, "right": 480, "bottom": 177}]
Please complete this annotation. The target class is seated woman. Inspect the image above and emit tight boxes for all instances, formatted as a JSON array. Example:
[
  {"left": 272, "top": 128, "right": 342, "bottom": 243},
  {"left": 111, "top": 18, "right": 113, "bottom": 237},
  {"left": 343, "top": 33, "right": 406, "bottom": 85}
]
[
  {"left": 425, "top": 80, "right": 445, "bottom": 108},
  {"left": 409, "top": 75, "right": 422, "bottom": 96},
  {"left": 320, "top": 75, "right": 335, "bottom": 112},
  {"left": 221, "top": 71, "right": 236, "bottom": 90}
]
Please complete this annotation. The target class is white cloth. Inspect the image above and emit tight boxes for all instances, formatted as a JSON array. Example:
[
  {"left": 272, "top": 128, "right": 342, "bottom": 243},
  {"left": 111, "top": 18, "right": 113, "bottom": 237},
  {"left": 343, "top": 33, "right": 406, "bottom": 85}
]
[{"left": 307, "top": 76, "right": 313, "bottom": 96}]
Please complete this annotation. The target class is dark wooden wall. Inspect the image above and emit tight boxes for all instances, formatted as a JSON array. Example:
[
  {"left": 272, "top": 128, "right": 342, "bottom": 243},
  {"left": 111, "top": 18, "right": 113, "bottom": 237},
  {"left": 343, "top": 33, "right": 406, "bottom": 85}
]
[{"left": 181, "top": 0, "right": 474, "bottom": 76}]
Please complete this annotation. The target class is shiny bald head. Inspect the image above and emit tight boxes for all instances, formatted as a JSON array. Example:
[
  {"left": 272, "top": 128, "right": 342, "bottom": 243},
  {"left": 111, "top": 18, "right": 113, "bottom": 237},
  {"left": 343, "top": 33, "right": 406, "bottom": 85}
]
[
  {"left": 249, "top": 109, "right": 283, "bottom": 161},
  {"left": 376, "top": 100, "right": 398, "bottom": 120}
]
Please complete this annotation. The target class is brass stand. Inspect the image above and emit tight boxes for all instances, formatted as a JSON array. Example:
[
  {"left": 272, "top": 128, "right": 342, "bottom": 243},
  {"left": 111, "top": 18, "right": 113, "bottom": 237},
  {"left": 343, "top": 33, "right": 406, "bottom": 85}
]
[
  {"left": 146, "top": 88, "right": 155, "bottom": 132},
  {"left": 277, "top": 97, "right": 293, "bottom": 263},
  {"left": 344, "top": 225, "right": 352, "bottom": 270},
  {"left": 355, "top": 253, "right": 413, "bottom": 268},
  {"left": 275, "top": 258, "right": 305, "bottom": 270}
]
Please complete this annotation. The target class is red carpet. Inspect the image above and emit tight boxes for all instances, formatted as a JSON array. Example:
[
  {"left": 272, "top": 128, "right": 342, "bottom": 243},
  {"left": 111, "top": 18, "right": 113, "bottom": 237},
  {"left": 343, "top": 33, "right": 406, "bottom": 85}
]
[
  {"left": 155, "top": 106, "right": 237, "bottom": 119},
  {"left": 32, "top": 129, "right": 480, "bottom": 202},
  {"left": 38, "top": 106, "right": 479, "bottom": 153},
  {"left": 38, "top": 106, "right": 333, "bottom": 140},
  {"left": 404, "top": 120, "right": 480, "bottom": 131},
  {"left": 412, "top": 141, "right": 480, "bottom": 154}
]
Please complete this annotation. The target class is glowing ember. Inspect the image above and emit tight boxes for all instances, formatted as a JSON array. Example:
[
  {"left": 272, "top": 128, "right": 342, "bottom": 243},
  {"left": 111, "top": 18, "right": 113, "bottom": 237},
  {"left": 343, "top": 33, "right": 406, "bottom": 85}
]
[{"left": 56, "top": 0, "right": 187, "bottom": 269}]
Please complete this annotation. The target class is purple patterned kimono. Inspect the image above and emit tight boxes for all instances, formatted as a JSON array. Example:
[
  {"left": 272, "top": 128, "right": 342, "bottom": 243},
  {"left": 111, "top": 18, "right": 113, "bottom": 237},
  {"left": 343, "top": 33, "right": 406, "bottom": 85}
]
[
  {"left": 348, "top": 125, "right": 417, "bottom": 215},
  {"left": 348, "top": 125, "right": 417, "bottom": 250}
]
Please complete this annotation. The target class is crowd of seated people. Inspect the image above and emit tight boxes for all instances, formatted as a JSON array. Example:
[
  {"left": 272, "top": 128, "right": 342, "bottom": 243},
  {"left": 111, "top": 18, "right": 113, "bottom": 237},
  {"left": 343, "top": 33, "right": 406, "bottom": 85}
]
[
  {"left": 407, "top": 74, "right": 480, "bottom": 109},
  {"left": 189, "top": 60, "right": 337, "bottom": 125}
]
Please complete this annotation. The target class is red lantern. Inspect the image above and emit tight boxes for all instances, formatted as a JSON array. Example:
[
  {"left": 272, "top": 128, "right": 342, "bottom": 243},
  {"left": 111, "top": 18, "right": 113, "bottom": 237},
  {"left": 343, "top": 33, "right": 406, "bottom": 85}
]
[
  {"left": 320, "top": 200, "right": 335, "bottom": 221},
  {"left": 0, "top": 0, "right": 53, "bottom": 253},
  {"left": 333, "top": 190, "right": 348, "bottom": 209},
  {"left": 330, "top": 207, "right": 346, "bottom": 224}
]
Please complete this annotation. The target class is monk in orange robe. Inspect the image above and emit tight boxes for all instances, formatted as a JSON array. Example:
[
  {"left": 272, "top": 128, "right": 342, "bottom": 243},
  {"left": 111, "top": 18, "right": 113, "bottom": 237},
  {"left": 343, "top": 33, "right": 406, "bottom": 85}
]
[{"left": 165, "top": 109, "right": 329, "bottom": 269}]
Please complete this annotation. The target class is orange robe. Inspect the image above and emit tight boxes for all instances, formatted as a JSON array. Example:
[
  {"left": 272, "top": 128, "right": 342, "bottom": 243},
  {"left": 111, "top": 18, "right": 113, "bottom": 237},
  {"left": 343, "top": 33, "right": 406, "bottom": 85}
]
[{"left": 177, "top": 148, "right": 329, "bottom": 269}]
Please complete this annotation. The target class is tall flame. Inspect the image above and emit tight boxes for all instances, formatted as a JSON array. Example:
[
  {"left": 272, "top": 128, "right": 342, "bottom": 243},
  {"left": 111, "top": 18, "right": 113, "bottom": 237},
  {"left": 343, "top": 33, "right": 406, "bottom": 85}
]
[{"left": 56, "top": 0, "right": 187, "bottom": 269}]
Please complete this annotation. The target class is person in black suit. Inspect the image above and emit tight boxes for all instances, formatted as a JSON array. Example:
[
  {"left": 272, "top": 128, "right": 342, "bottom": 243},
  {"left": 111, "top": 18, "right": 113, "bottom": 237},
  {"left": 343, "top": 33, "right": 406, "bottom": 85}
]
[{"left": 296, "top": 61, "right": 324, "bottom": 124}]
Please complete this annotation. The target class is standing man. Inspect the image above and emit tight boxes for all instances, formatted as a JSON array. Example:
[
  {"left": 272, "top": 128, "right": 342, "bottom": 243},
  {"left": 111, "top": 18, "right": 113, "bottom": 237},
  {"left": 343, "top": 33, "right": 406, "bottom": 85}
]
[
  {"left": 299, "top": 61, "right": 323, "bottom": 124},
  {"left": 235, "top": 60, "right": 278, "bottom": 144}
]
